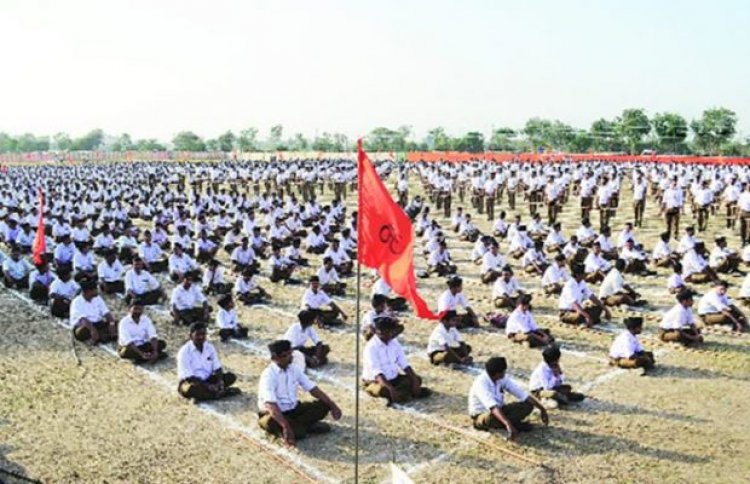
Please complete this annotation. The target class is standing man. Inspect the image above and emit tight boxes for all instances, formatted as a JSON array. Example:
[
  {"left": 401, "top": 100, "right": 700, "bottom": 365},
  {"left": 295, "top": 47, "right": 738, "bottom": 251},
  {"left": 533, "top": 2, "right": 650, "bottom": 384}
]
[
  {"left": 632, "top": 172, "right": 647, "bottom": 228},
  {"left": 662, "top": 178, "right": 684, "bottom": 240},
  {"left": 484, "top": 172, "right": 498, "bottom": 221}
]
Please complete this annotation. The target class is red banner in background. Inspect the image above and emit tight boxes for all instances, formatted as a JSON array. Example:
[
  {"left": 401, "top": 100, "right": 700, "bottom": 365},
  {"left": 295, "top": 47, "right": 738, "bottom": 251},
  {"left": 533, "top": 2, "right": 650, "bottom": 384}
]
[{"left": 406, "top": 151, "right": 750, "bottom": 165}]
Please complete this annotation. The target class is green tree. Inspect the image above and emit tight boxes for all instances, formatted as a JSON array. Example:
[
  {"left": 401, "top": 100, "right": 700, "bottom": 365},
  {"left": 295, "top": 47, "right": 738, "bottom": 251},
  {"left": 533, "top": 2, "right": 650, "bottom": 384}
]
[
  {"left": 615, "top": 109, "right": 651, "bottom": 154},
  {"left": 205, "top": 139, "right": 220, "bottom": 151},
  {"left": 426, "top": 127, "right": 453, "bottom": 151},
  {"left": 332, "top": 133, "right": 350, "bottom": 151},
  {"left": 16, "top": 133, "right": 49, "bottom": 152},
  {"left": 71, "top": 129, "right": 104, "bottom": 151},
  {"left": 454, "top": 131, "right": 485, "bottom": 152},
  {"left": 134, "top": 139, "right": 166, "bottom": 151},
  {"left": 111, "top": 133, "right": 133, "bottom": 152},
  {"left": 312, "top": 133, "right": 335, "bottom": 151},
  {"left": 172, "top": 131, "right": 206, "bottom": 151},
  {"left": 522, "top": 118, "right": 554, "bottom": 150},
  {"left": 217, "top": 131, "right": 236, "bottom": 152},
  {"left": 288, "top": 133, "right": 309, "bottom": 151},
  {"left": 0, "top": 133, "right": 17, "bottom": 152},
  {"left": 690, "top": 107, "right": 737, "bottom": 155},
  {"left": 567, "top": 131, "right": 593, "bottom": 153},
  {"left": 652, "top": 112, "right": 688, "bottom": 153},
  {"left": 268, "top": 124, "right": 284, "bottom": 150},
  {"left": 590, "top": 118, "right": 621, "bottom": 152},
  {"left": 237, "top": 128, "right": 259, "bottom": 151},
  {"left": 487, "top": 127, "right": 517, "bottom": 151},
  {"left": 53, "top": 132, "right": 73, "bottom": 151}
]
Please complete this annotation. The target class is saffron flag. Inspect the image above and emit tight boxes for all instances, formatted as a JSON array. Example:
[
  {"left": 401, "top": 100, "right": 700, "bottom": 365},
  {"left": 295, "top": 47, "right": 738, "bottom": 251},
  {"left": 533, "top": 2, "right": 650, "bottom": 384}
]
[
  {"left": 357, "top": 140, "right": 440, "bottom": 320},
  {"left": 32, "top": 189, "right": 46, "bottom": 266}
]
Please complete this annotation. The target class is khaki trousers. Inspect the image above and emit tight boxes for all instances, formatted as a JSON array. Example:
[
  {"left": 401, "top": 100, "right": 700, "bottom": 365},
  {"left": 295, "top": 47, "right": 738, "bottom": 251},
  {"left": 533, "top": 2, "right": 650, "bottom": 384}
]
[
  {"left": 178, "top": 373, "right": 237, "bottom": 401},
  {"left": 258, "top": 400, "right": 330, "bottom": 440},
  {"left": 472, "top": 401, "right": 533, "bottom": 431}
]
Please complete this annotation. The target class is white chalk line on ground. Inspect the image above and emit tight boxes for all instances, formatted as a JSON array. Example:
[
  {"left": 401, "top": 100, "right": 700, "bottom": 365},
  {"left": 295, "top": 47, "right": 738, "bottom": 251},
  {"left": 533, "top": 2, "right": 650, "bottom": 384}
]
[{"left": 4, "top": 289, "right": 338, "bottom": 484}]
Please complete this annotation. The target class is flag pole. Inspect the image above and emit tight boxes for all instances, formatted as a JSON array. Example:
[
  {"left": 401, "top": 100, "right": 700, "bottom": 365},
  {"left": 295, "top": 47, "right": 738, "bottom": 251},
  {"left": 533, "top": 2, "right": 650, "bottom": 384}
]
[{"left": 354, "top": 258, "right": 361, "bottom": 483}]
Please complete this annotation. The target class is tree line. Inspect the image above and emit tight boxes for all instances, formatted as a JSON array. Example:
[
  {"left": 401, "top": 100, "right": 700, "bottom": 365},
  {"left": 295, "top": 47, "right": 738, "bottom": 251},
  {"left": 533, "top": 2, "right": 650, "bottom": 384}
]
[{"left": 0, "top": 107, "right": 747, "bottom": 156}]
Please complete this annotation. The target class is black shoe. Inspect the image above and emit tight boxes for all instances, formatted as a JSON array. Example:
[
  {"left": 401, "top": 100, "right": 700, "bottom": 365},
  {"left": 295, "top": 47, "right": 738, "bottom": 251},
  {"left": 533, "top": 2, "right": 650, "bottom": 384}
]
[
  {"left": 307, "top": 422, "right": 332, "bottom": 434},
  {"left": 223, "top": 387, "right": 242, "bottom": 397}
]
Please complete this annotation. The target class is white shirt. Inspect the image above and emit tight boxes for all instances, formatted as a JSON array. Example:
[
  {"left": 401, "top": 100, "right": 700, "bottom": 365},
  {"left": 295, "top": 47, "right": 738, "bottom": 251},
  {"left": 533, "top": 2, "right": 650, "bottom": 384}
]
[
  {"left": 49, "top": 278, "right": 80, "bottom": 299},
  {"left": 257, "top": 362, "right": 316, "bottom": 412},
  {"left": 481, "top": 251, "right": 505, "bottom": 274},
  {"left": 584, "top": 252, "right": 610, "bottom": 273},
  {"left": 697, "top": 290, "right": 730, "bottom": 315},
  {"left": 667, "top": 273, "right": 685, "bottom": 291},
  {"left": 598, "top": 269, "right": 625, "bottom": 299},
  {"left": 371, "top": 277, "right": 392, "bottom": 297},
  {"left": 468, "top": 372, "right": 529, "bottom": 416},
  {"left": 492, "top": 277, "right": 520, "bottom": 298},
  {"left": 609, "top": 330, "right": 644, "bottom": 359},
  {"left": 97, "top": 259, "right": 124, "bottom": 282},
  {"left": 69, "top": 294, "right": 110, "bottom": 327},
  {"left": 558, "top": 279, "right": 592, "bottom": 310},
  {"left": 283, "top": 322, "right": 322, "bottom": 348},
  {"left": 437, "top": 289, "right": 470, "bottom": 312},
  {"left": 168, "top": 253, "right": 197, "bottom": 274},
  {"left": 740, "top": 273, "right": 750, "bottom": 298},
  {"left": 529, "top": 362, "right": 564, "bottom": 392},
  {"left": 170, "top": 284, "right": 207, "bottom": 311},
  {"left": 216, "top": 307, "right": 240, "bottom": 330},
  {"left": 73, "top": 250, "right": 96, "bottom": 272},
  {"left": 124, "top": 269, "right": 160, "bottom": 295},
  {"left": 117, "top": 314, "right": 157, "bottom": 347},
  {"left": 427, "top": 324, "right": 462, "bottom": 353},
  {"left": 652, "top": 240, "right": 673, "bottom": 260},
  {"left": 681, "top": 249, "right": 707, "bottom": 278},
  {"left": 234, "top": 276, "right": 258, "bottom": 295},
  {"left": 542, "top": 264, "right": 568, "bottom": 287},
  {"left": 660, "top": 303, "right": 695, "bottom": 330},
  {"left": 138, "top": 242, "right": 163, "bottom": 263},
  {"left": 300, "top": 288, "right": 332, "bottom": 309},
  {"left": 177, "top": 340, "right": 222, "bottom": 381},
  {"left": 505, "top": 307, "right": 539, "bottom": 335},
  {"left": 362, "top": 336, "right": 409, "bottom": 381}
]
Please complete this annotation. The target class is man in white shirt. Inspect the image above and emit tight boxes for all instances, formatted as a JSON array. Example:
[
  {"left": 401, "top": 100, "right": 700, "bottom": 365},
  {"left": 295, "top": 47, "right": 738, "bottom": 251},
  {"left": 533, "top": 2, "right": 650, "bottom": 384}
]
[
  {"left": 559, "top": 264, "right": 610, "bottom": 327},
  {"left": 697, "top": 280, "right": 748, "bottom": 332},
  {"left": 362, "top": 294, "right": 404, "bottom": 341},
  {"left": 659, "top": 290, "right": 703, "bottom": 345},
  {"left": 542, "top": 254, "right": 569, "bottom": 295},
  {"left": 427, "top": 310, "right": 473, "bottom": 366},
  {"left": 300, "top": 276, "right": 348, "bottom": 327},
  {"left": 70, "top": 279, "right": 116, "bottom": 343},
  {"left": 492, "top": 266, "right": 524, "bottom": 310},
  {"left": 437, "top": 276, "right": 478, "bottom": 328},
  {"left": 177, "top": 323, "right": 239, "bottom": 401},
  {"left": 468, "top": 356, "right": 548, "bottom": 439},
  {"left": 682, "top": 242, "right": 718, "bottom": 284},
  {"left": 2, "top": 246, "right": 32, "bottom": 289},
  {"left": 117, "top": 301, "right": 167, "bottom": 363},
  {"left": 599, "top": 259, "right": 646, "bottom": 307},
  {"left": 363, "top": 317, "right": 430, "bottom": 404},
  {"left": 258, "top": 339, "right": 342, "bottom": 447},
  {"left": 529, "top": 346, "right": 585, "bottom": 408},
  {"left": 170, "top": 275, "right": 211, "bottom": 325},
  {"left": 283, "top": 310, "right": 330, "bottom": 368},
  {"left": 480, "top": 242, "right": 505, "bottom": 284},
  {"left": 662, "top": 178, "right": 684, "bottom": 239},
  {"left": 49, "top": 268, "right": 80, "bottom": 318},
  {"left": 97, "top": 250, "right": 125, "bottom": 294},
  {"left": 583, "top": 242, "right": 611, "bottom": 284},
  {"left": 709, "top": 236, "right": 742, "bottom": 274},
  {"left": 505, "top": 295, "right": 554, "bottom": 347},
  {"left": 168, "top": 243, "right": 201, "bottom": 283},
  {"left": 652, "top": 232, "right": 679, "bottom": 268},
  {"left": 371, "top": 276, "right": 408, "bottom": 312},
  {"left": 609, "top": 317, "right": 655, "bottom": 371},
  {"left": 124, "top": 257, "right": 165, "bottom": 306}
]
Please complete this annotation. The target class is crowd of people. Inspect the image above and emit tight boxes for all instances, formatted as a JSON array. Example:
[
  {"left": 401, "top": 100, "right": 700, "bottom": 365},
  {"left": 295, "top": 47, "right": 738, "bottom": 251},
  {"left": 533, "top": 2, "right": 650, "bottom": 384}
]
[{"left": 2, "top": 157, "right": 749, "bottom": 446}]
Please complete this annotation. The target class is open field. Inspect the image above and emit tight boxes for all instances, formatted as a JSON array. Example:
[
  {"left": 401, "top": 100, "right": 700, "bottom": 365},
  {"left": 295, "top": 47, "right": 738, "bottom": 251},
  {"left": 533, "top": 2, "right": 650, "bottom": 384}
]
[{"left": 2, "top": 163, "right": 750, "bottom": 483}]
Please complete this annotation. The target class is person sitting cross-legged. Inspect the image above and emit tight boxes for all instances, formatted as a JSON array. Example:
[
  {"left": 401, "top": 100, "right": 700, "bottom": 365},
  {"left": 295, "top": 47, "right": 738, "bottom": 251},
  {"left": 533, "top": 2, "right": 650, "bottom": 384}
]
[
  {"left": 608, "top": 317, "right": 655, "bottom": 372},
  {"left": 124, "top": 257, "right": 165, "bottom": 306},
  {"left": 216, "top": 294, "right": 249, "bottom": 342},
  {"left": 97, "top": 250, "right": 125, "bottom": 294},
  {"left": 171, "top": 274, "right": 211, "bottom": 325},
  {"left": 283, "top": 310, "right": 331, "bottom": 368},
  {"left": 28, "top": 261, "right": 55, "bottom": 304},
  {"left": 70, "top": 279, "right": 116, "bottom": 344},
  {"left": 234, "top": 268, "right": 270, "bottom": 306},
  {"left": 363, "top": 317, "right": 431, "bottom": 404},
  {"left": 177, "top": 323, "right": 240, "bottom": 401},
  {"left": 492, "top": 266, "right": 524, "bottom": 310},
  {"left": 300, "top": 276, "right": 348, "bottom": 327},
  {"left": 117, "top": 301, "right": 167, "bottom": 364},
  {"left": 257, "top": 339, "right": 342, "bottom": 447},
  {"left": 659, "top": 289, "right": 704, "bottom": 345},
  {"left": 529, "top": 345, "right": 585, "bottom": 409},
  {"left": 427, "top": 310, "right": 473, "bottom": 366},
  {"left": 49, "top": 268, "right": 80, "bottom": 318},
  {"left": 438, "top": 276, "right": 479, "bottom": 328},
  {"left": 505, "top": 294, "right": 554, "bottom": 348},
  {"left": 362, "top": 294, "right": 404, "bottom": 341},
  {"left": 468, "top": 356, "right": 549, "bottom": 439},
  {"left": 697, "top": 280, "right": 749, "bottom": 332},
  {"left": 598, "top": 259, "right": 647, "bottom": 308},
  {"left": 558, "top": 264, "right": 611, "bottom": 327},
  {"left": 3, "top": 245, "right": 32, "bottom": 289},
  {"left": 541, "top": 254, "right": 569, "bottom": 296}
]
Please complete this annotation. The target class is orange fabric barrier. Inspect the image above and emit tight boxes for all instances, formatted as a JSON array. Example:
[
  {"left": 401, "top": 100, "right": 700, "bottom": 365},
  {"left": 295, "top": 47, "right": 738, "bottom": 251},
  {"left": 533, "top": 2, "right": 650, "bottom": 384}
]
[{"left": 405, "top": 152, "right": 750, "bottom": 165}]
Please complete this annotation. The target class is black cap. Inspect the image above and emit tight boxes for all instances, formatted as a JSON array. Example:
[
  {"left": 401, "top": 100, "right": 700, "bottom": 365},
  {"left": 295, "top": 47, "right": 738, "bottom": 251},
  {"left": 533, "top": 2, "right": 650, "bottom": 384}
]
[{"left": 268, "top": 339, "right": 292, "bottom": 355}]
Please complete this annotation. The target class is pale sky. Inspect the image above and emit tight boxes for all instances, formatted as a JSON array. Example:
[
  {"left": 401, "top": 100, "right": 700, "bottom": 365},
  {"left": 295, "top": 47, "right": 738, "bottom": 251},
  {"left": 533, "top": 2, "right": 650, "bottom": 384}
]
[{"left": 1, "top": 0, "right": 748, "bottom": 142}]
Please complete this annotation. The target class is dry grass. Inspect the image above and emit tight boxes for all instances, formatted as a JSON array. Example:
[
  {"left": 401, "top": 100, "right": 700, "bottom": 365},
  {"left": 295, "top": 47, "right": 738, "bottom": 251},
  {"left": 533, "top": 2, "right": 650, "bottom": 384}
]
[{"left": 1, "top": 167, "right": 749, "bottom": 483}]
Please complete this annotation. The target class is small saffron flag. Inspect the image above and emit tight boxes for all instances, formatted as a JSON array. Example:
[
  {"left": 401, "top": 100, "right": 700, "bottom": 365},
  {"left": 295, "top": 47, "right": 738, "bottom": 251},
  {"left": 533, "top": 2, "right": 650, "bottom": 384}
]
[
  {"left": 32, "top": 189, "right": 46, "bottom": 265},
  {"left": 357, "top": 140, "right": 440, "bottom": 320}
]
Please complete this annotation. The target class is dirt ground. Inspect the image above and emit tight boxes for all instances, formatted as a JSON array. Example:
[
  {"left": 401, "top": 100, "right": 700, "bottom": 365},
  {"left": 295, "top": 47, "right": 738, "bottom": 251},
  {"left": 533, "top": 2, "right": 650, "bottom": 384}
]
[{"left": 1, "top": 165, "right": 749, "bottom": 483}]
